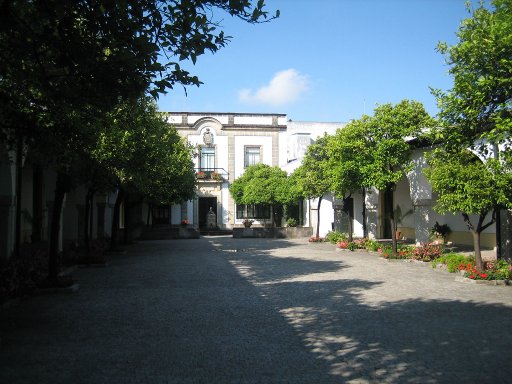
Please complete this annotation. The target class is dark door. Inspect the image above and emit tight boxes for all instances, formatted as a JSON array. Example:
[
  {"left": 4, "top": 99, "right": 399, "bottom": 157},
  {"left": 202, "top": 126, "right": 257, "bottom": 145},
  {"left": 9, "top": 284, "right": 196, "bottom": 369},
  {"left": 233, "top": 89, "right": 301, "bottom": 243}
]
[
  {"left": 382, "top": 187, "right": 393, "bottom": 238},
  {"left": 334, "top": 197, "right": 353, "bottom": 233},
  {"left": 152, "top": 205, "right": 169, "bottom": 225},
  {"left": 199, "top": 197, "right": 217, "bottom": 228}
]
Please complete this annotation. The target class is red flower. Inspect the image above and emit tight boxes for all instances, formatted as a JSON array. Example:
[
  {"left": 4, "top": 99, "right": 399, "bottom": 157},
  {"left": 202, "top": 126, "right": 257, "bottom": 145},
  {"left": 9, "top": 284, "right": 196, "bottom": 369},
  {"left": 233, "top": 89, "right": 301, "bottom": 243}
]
[
  {"left": 480, "top": 273, "right": 488, "bottom": 279},
  {"left": 469, "top": 275, "right": 475, "bottom": 279}
]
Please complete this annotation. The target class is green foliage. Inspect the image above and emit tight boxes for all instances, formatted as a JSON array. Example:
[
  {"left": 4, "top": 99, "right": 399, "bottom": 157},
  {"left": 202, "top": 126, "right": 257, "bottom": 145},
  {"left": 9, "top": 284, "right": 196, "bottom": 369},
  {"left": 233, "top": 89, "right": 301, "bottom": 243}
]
[
  {"left": 424, "top": 149, "right": 512, "bottom": 216},
  {"left": 325, "top": 231, "right": 348, "bottom": 244},
  {"left": 379, "top": 246, "right": 394, "bottom": 259},
  {"left": 230, "top": 163, "right": 289, "bottom": 206},
  {"left": 364, "top": 239, "right": 381, "bottom": 252},
  {"left": 430, "top": 221, "right": 451, "bottom": 238},
  {"left": 459, "top": 259, "right": 512, "bottom": 280},
  {"left": 0, "top": 246, "right": 47, "bottom": 302},
  {"left": 347, "top": 242, "right": 358, "bottom": 251},
  {"left": 432, "top": 0, "right": 512, "bottom": 152},
  {"left": 292, "top": 135, "right": 332, "bottom": 200},
  {"left": 431, "top": 253, "right": 472, "bottom": 273},
  {"left": 286, "top": 218, "right": 298, "bottom": 227},
  {"left": 364, "top": 100, "right": 436, "bottom": 191},
  {"left": 327, "top": 120, "right": 370, "bottom": 197},
  {"left": 93, "top": 98, "right": 196, "bottom": 204}
]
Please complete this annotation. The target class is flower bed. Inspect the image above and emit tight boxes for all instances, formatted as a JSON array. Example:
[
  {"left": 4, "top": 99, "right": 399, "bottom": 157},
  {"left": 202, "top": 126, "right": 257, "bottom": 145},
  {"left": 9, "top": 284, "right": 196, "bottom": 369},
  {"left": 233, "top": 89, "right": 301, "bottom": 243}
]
[
  {"left": 430, "top": 253, "right": 512, "bottom": 285},
  {"left": 458, "top": 259, "right": 512, "bottom": 281}
]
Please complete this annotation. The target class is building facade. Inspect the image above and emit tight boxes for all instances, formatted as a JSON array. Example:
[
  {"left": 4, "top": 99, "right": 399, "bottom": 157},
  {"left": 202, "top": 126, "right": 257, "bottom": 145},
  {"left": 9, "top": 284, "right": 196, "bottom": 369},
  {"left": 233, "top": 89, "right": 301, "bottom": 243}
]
[
  {"left": 165, "top": 112, "right": 287, "bottom": 229},
  {"left": 1, "top": 112, "right": 509, "bottom": 260}
]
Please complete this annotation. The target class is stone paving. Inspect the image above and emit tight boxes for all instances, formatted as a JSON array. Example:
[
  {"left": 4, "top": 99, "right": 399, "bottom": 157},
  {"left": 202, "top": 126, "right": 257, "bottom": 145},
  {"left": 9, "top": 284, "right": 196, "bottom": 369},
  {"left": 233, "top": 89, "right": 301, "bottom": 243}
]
[{"left": 1, "top": 237, "right": 512, "bottom": 383}]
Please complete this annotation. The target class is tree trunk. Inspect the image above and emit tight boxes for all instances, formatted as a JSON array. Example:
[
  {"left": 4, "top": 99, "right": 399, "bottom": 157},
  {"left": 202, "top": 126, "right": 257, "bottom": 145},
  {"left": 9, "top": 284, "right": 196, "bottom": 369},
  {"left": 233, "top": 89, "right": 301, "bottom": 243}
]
[
  {"left": 14, "top": 135, "right": 23, "bottom": 258},
  {"left": 31, "top": 165, "right": 43, "bottom": 243},
  {"left": 48, "top": 171, "right": 70, "bottom": 281},
  {"left": 462, "top": 211, "right": 493, "bottom": 273},
  {"left": 110, "top": 188, "right": 125, "bottom": 251},
  {"left": 146, "top": 202, "right": 152, "bottom": 226},
  {"left": 123, "top": 197, "right": 129, "bottom": 244},
  {"left": 315, "top": 197, "right": 322, "bottom": 239},
  {"left": 472, "top": 230, "right": 484, "bottom": 272},
  {"left": 344, "top": 195, "right": 354, "bottom": 242},
  {"left": 84, "top": 188, "right": 94, "bottom": 254},
  {"left": 387, "top": 184, "right": 397, "bottom": 254}
]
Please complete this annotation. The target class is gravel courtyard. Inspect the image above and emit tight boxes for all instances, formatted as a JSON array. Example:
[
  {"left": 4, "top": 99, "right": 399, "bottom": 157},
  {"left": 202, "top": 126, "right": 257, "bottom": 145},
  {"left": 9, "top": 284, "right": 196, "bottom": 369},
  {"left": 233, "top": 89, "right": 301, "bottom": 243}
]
[{"left": 1, "top": 237, "right": 511, "bottom": 383}]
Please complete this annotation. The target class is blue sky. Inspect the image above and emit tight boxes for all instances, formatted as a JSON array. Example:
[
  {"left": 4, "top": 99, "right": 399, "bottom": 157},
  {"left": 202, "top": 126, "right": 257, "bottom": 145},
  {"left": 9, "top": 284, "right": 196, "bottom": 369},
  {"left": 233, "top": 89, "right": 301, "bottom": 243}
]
[{"left": 157, "top": 0, "right": 477, "bottom": 123}]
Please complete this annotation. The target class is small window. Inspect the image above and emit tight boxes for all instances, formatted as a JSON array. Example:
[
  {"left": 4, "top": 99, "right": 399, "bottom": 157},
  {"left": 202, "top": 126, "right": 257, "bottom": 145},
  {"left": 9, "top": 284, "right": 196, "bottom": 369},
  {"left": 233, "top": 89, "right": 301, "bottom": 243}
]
[
  {"left": 200, "top": 146, "right": 215, "bottom": 170},
  {"left": 244, "top": 146, "right": 261, "bottom": 168},
  {"left": 236, "top": 204, "right": 270, "bottom": 220}
]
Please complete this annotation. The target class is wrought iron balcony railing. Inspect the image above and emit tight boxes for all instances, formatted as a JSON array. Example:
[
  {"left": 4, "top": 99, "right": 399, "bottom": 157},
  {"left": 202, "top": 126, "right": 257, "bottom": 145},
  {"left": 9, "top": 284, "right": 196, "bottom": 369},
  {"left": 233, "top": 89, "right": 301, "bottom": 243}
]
[{"left": 195, "top": 168, "right": 229, "bottom": 182}]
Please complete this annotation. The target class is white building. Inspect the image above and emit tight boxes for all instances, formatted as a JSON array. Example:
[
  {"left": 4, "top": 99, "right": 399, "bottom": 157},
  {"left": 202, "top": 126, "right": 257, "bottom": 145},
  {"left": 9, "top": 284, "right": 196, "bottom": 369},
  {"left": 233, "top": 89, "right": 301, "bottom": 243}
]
[{"left": 1, "top": 112, "right": 509, "bottom": 260}]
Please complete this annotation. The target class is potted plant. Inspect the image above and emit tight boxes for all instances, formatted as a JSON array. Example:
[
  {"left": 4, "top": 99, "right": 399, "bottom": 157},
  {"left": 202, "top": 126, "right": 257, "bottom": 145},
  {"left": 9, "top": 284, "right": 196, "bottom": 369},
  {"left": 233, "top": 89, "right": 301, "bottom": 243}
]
[
  {"left": 211, "top": 171, "right": 223, "bottom": 181},
  {"left": 242, "top": 219, "right": 254, "bottom": 228},
  {"left": 430, "top": 221, "right": 451, "bottom": 243}
]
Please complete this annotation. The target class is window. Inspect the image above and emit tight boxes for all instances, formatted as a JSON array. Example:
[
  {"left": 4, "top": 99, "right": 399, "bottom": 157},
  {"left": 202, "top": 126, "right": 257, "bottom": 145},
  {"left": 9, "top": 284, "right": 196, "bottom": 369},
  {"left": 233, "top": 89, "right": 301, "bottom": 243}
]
[
  {"left": 236, "top": 204, "right": 271, "bottom": 220},
  {"left": 244, "top": 146, "right": 261, "bottom": 168},
  {"left": 200, "top": 146, "right": 215, "bottom": 170}
]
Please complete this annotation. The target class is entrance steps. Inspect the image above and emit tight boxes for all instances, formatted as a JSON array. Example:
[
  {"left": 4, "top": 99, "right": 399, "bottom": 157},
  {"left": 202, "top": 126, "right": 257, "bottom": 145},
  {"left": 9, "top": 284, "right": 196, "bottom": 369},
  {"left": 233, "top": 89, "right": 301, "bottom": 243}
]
[{"left": 140, "top": 225, "right": 199, "bottom": 240}]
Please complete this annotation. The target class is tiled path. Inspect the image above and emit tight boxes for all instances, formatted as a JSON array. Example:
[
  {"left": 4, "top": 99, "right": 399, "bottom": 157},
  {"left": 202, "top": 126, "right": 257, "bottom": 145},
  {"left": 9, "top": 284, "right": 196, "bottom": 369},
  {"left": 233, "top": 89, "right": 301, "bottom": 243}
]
[{"left": 1, "top": 237, "right": 511, "bottom": 383}]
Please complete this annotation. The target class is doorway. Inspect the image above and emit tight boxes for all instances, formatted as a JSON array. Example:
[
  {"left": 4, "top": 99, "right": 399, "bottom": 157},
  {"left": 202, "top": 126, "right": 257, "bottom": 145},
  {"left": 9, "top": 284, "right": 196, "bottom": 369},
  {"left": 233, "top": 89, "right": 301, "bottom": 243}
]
[
  {"left": 380, "top": 187, "right": 393, "bottom": 239},
  {"left": 199, "top": 197, "right": 217, "bottom": 228},
  {"left": 334, "top": 197, "right": 353, "bottom": 233},
  {"left": 152, "top": 205, "right": 170, "bottom": 225}
]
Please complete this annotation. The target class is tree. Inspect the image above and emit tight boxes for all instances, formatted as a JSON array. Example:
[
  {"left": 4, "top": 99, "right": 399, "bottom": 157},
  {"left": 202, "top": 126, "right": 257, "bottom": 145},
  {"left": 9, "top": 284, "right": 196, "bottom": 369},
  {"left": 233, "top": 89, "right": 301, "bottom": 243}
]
[
  {"left": 364, "top": 100, "right": 435, "bottom": 254},
  {"left": 0, "top": 0, "right": 276, "bottom": 283},
  {"left": 327, "top": 119, "right": 372, "bottom": 241},
  {"left": 424, "top": 149, "right": 512, "bottom": 271},
  {"left": 292, "top": 136, "right": 332, "bottom": 239},
  {"left": 432, "top": 0, "right": 512, "bottom": 259},
  {"left": 230, "top": 164, "right": 289, "bottom": 227},
  {"left": 432, "top": 0, "right": 512, "bottom": 152},
  {"left": 94, "top": 98, "right": 196, "bottom": 250}
]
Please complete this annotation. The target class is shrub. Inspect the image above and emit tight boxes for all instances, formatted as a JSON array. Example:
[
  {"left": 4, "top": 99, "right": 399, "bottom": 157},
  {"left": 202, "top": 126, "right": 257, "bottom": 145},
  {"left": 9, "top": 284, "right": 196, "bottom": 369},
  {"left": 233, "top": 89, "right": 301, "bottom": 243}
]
[
  {"left": 431, "top": 253, "right": 470, "bottom": 272},
  {"left": 352, "top": 238, "right": 369, "bottom": 249},
  {"left": 325, "top": 231, "right": 348, "bottom": 244},
  {"left": 0, "top": 245, "right": 47, "bottom": 303},
  {"left": 410, "top": 243, "right": 444, "bottom": 262},
  {"left": 430, "top": 221, "right": 451, "bottom": 239},
  {"left": 394, "top": 244, "right": 415, "bottom": 259},
  {"left": 286, "top": 218, "right": 298, "bottom": 227},
  {"left": 337, "top": 241, "right": 349, "bottom": 249},
  {"left": 460, "top": 259, "right": 512, "bottom": 280},
  {"left": 347, "top": 242, "right": 358, "bottom": 251},
  {"left": 379, "top": 246, "right": 394, "bottom": 259},
  {"left": 365, "top": 239, "right": 380, "bottom": 252}
]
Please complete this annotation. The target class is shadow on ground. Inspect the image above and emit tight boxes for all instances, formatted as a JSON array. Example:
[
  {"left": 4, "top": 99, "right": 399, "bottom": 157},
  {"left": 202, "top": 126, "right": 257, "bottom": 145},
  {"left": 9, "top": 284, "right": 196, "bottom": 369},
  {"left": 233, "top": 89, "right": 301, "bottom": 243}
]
[
  {"left": 1, "top": 237, "right": 511, "bottom": 383},
  {"left": 217, "top": 238, "right": 512, "bottom": 383}
]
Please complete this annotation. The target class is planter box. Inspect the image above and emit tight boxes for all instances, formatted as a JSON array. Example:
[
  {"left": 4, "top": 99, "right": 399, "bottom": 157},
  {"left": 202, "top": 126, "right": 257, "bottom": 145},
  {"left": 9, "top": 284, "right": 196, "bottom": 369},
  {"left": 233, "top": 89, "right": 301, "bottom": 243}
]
[{"left": 233, "top": 227, "right": 313, "bottom": 239}]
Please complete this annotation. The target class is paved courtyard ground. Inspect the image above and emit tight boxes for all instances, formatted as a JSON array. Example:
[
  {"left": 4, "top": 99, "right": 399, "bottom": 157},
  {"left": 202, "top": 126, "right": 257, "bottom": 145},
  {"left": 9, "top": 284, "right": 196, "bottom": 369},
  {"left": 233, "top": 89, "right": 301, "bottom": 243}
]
[{"left": 1, "top": 237, "right": 512, "bottom": 383}]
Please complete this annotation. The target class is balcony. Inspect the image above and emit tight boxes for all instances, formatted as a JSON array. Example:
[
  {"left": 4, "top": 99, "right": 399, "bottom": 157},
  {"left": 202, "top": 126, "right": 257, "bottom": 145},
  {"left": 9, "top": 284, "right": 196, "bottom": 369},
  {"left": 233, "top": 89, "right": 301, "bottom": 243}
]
[{"left": 195, "top": 168, "right": 229, "bottom": 182}]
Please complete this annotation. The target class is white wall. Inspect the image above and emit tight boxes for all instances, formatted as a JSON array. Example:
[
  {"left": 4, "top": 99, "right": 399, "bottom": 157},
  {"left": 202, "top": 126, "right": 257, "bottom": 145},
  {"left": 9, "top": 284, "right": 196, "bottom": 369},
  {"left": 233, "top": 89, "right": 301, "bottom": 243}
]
[{"left": 310, "top": 195, "right": 335, "bottom": 237}]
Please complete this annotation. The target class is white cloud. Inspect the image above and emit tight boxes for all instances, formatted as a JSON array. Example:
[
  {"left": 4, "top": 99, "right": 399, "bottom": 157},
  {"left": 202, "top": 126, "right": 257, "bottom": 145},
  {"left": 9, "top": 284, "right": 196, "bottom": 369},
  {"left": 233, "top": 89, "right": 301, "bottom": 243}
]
[{"left": 239, "top": 69, "right": 309, "bottom": 106}]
